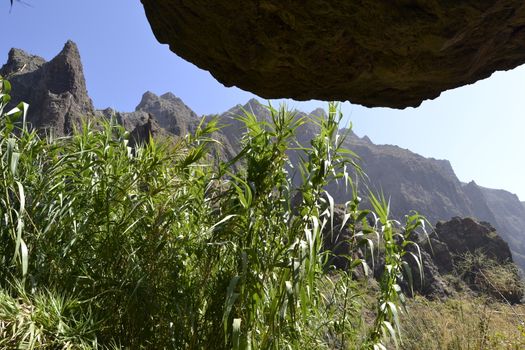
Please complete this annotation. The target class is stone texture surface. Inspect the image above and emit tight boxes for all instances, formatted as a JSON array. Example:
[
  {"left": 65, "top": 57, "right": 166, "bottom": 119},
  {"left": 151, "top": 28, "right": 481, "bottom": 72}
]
[
  {"left": 0, "top": 41, "right": 94, "bottom": 135},
  {"left": 403, "top": 249, "right": 453, "bottom": 299},
  {"left": 141, "top": 0, "right": 525, "bottom": 108},
  {"left": 434, "top": 217, "right": 513, "bottom": 263},
  {"left": 477, "top": 186, "right": 525, "bottom": 269}
]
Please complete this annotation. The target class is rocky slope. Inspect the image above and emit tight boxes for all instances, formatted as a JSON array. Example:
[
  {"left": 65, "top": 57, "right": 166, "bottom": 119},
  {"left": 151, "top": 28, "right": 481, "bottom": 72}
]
[
  {"left": 141, "top": 0, "right": 525, "bottom": 108},
  {"left": 409, "top": 217, "right": 522, "bottom": 302},
  {"left": 3, "top": 42, "right": 525, "bottom": 273}
]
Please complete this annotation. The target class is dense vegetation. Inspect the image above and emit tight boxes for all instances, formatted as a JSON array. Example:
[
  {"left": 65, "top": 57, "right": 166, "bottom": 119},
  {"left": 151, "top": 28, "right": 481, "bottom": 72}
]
[
  {"left": 3, "top": 75, "right": 524, "bottom": 349},
  {"left": 0, "top": 76, "right": 431, "bottom": 348}
]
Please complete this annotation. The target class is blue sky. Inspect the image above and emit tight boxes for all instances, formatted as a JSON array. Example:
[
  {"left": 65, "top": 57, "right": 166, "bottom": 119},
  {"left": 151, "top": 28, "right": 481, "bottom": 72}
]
[{"left": 2, "top": 0, "right": 525, "bottom": 200}]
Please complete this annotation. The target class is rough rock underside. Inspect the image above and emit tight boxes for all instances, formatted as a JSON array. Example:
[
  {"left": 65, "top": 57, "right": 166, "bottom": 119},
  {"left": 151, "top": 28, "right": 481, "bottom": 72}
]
[{"left": 141, "top": 0, "right": 525, "bottom": 108}]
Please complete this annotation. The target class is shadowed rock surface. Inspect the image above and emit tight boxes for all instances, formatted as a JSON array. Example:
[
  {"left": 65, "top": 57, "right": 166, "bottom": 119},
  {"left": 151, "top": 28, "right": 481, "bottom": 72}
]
[
  {"left": 470, "top": 187, "right": 525, "bottom": 269},
  {"left": 141, "top": 0, "right": 525, "bottom": 108},
  {"left": 403, "top": 217, "right": 520, "bottom": 300}
]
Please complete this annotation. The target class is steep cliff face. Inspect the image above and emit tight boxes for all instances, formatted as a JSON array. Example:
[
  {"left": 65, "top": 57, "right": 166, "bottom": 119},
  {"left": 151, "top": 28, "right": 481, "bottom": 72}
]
[
  {"left": 335, "top": 131, "right": 525, "bottom": 271},
  {"left": 340, "top": 142, "right": 475, "bottom": 222},
  {"left": 0, "top": 41, "right": 94, "bottom": 135},
  {"left": 141, "top": 0, "right": 525, "bottom": 108}
]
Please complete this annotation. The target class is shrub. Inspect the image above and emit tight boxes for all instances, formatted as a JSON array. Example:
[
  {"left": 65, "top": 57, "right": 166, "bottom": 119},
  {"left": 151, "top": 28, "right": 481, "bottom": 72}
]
[{"left": 455, "top": 250, "right": 524, "bottom": 303}]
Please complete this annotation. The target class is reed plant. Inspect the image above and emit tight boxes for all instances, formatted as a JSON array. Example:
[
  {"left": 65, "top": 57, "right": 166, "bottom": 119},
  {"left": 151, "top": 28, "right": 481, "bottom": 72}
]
[{"left": 0, "top": 76, "right": 423, "bottom": 349}]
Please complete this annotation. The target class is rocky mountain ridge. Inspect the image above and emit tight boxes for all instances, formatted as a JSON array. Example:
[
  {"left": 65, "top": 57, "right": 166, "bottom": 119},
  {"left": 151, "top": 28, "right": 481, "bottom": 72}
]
[
  {"left": 2, "top": 42, "right": 525, "bottom": 273},
  {"left": 0, "top": 41, "right": 94, "bottom": 135}
]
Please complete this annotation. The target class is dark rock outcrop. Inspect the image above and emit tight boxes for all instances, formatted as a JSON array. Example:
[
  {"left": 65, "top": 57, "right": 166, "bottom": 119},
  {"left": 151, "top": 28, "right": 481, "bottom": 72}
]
[
  {"left": 406, "top": 217, "right": 522, "bottom": 301},
  {"left": 404, "top": 249, "right": 453, "bottom": 300},
  {"left": 0, "top": 41, "right": 94, "bottom": 135},
  {"left": 434, "top": 217, "right": 513, "bottom": 263},
  {"left": 141, "top": 0, "right": 525, "bottom": 108},
  {"left": 127, "top": 113, "right": 162, "bottom": 148}
]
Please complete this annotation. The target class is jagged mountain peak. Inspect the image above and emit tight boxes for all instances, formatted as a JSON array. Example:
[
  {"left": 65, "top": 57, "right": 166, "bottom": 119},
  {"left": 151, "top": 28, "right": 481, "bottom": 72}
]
[
  {"left": 135, "top": 90, "right": 198, "bottom": 136},
  {"left": 45, "top": 41, "right": 91, "bottom": 106},
  {"left": 138, "top": 91, "right": 159, "bottom": 105},
  {"left": 244, "top": 97, "right": 261, "bottom": 107},
  {"left": 1, "top": 40, "right": 93, "bottom": 135},
  {"left": 1, "top": 48, "right": 46, "bottom": 76},
  {"left": 309, "top": 107, "right": 326, "bottom": 118},
  {"left": 60, "top": 40, "right": 78, "bottom": 54},
  {"left": 160, "top": 91, "right": 183, "bottom": 103},
  {"left": 241, "top": 98, "right": 269, "bottom": 117},
  {"left": 137, "top": 91, "right": 191, "bottom": 110},
  {"left": 361, "top": 135, "right": 372, "bottom": 144}
]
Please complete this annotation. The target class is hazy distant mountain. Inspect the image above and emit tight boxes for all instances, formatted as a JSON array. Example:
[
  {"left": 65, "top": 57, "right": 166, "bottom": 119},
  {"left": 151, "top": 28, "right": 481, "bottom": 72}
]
[{"left": 3, "top": 42, "right": 525, "bottom": 270}]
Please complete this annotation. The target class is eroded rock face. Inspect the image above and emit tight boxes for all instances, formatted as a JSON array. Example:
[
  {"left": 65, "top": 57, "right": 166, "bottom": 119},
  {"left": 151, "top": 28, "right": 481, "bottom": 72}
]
[
  {"left": 141, "top": 0, "right": 525, "bottom": 108},
  {"left": 0, "top": 41, "right": 95, "bottom": 135}
]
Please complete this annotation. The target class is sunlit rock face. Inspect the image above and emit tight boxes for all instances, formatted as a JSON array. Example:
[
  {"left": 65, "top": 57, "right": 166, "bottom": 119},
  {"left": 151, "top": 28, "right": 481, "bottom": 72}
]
[
  {"left": 141, "top": 0, "right": 525, "bottom": 108},
  {"left": 0, "top": 41, "right": 95, "bottom": 135}
]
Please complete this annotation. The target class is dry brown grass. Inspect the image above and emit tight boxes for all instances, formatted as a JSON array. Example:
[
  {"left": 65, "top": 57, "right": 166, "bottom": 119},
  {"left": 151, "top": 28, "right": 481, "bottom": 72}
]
[{"left": 399, "top": 295, "right": 525, "bottom": 350}]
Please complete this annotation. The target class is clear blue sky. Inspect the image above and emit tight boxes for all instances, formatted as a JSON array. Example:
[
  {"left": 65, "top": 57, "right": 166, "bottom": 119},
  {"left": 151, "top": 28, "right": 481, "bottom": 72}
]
[{"left": 2, "top": 0, "right": 525, "bottom": 200}]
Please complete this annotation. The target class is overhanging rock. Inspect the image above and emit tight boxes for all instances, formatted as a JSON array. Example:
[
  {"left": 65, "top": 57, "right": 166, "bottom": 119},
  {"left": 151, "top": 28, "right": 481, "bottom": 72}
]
[{"left": 141, "top": 0, "right": 525, "bottom": 108}]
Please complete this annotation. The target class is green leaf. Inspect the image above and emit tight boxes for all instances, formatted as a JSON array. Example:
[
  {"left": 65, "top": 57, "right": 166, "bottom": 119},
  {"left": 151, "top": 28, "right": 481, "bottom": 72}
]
[
  {"left": 1, "top": 79, "right": 11, "bottom": 94},
  {"left": 232, "top": 318, "right": 242, "bottom": 350},
  {"left": 10, "top": 151, "right": 20, "bottom": 176},
  {"left": 20, "top": 239, "right": 28, "bottom": 277},
  {"left": 383, "top": 320, "right": 398, "bottom": 348}
]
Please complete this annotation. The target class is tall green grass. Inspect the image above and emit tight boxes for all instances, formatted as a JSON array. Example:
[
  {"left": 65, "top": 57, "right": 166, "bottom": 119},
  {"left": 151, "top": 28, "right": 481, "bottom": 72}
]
[{"left": 0, "top": 77, "right": 424, "bottom": 349}]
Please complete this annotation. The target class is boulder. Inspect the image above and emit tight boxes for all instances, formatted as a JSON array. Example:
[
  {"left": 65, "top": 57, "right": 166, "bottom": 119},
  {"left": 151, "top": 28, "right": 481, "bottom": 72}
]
[
  {"left": 434, "top": 217, "right": 513, "bottom": 263},
  {"left": 403, "top": 249, "right": 453, "bottom": 300},
  {"left": 141, "top": 0, "right": 525, "bottom": 108}
]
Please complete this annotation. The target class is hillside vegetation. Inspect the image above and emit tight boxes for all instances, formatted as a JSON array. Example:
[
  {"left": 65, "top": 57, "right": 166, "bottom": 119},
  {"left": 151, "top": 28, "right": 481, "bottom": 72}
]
[
  {"left": 1, "top": 76, "right": 524, "bottom": 349},
  {"left": 0, "top": 77, "right": 431, "bottom": 349}
]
